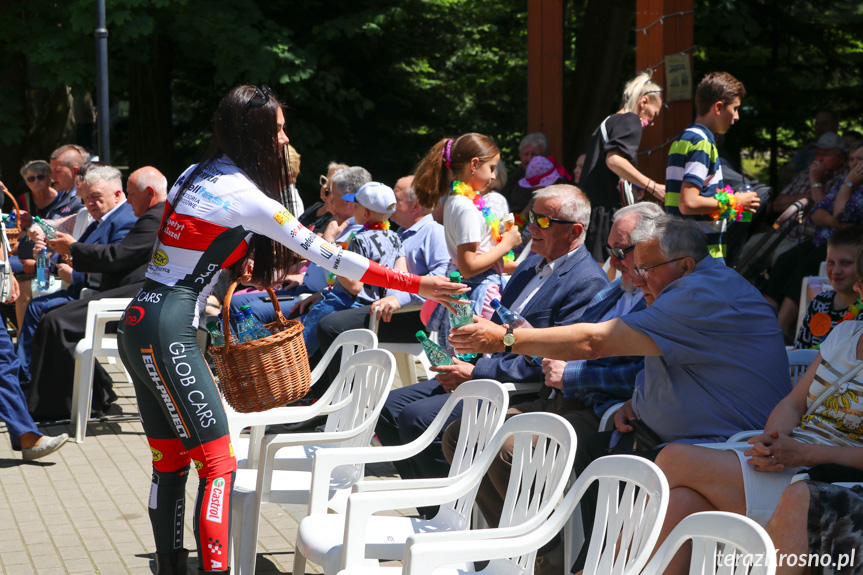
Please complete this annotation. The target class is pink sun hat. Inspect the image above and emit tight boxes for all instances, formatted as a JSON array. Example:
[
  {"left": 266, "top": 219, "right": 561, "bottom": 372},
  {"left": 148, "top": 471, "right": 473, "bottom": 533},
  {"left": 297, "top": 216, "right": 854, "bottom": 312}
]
[{"left": 518, "top": 155, "right": 572, "bottom": 188}]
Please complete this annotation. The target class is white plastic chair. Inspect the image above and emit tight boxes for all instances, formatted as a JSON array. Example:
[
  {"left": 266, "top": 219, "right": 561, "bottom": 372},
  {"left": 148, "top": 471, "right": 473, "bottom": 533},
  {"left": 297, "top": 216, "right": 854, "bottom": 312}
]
[
  {"left": 640, "top": 511, "right": 776, "bottom": 575},
  {"left": 226, "top": 328, "right": 378, "bottom": 469},
  {"left": 70, "top": 297, "right": 133, "bottom": 443},
  {"left": 230, "top": 348, "right": 395, "bottom": 575},
  {"left": 294, "top": 379, "right": 511, "bottom": 575},
  {"left": 368, "top": 304, "right": 432, "bottom": 386},
  {"left": 562, "top": 455, "right": 669, "bottom": 575},
  {"left": 332, "top": 412, "right": 577, "bottom": 575}
]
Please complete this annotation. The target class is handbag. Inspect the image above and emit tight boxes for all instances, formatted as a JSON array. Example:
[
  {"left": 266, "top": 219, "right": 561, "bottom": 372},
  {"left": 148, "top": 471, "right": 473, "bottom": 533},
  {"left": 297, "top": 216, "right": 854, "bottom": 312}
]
[
  {"left": 0, "top": 216, "right": 14, "bottom": 302},
  {"left": 607, "top": 418, "right": 663, "bottom": 454}
]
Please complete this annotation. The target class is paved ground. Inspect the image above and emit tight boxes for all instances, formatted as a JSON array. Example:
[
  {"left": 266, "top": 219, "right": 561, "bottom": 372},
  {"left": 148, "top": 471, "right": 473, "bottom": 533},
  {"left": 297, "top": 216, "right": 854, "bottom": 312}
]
[{"left": 0, "top": 359, "right": 414, "bottom": 574}]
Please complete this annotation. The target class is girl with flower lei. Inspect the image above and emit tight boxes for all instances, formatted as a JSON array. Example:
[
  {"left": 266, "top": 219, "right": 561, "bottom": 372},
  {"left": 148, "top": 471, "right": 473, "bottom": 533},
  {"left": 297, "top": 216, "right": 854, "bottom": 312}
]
[{"left": 413, "top": 133, "right": 523, "bottom": 352}]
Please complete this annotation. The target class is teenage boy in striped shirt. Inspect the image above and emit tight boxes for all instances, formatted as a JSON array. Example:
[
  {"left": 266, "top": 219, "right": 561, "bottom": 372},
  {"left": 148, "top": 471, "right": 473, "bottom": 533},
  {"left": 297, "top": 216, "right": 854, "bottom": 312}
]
[{"left": 664, "top": 72, "right": 759, "bottom": 262}]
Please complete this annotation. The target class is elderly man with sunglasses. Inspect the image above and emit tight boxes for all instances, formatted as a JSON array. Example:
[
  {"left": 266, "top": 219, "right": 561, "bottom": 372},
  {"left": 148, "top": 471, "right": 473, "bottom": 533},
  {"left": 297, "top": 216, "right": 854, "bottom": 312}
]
[{"left": 375, "top": 184, "right": 609, "bottom": 493}]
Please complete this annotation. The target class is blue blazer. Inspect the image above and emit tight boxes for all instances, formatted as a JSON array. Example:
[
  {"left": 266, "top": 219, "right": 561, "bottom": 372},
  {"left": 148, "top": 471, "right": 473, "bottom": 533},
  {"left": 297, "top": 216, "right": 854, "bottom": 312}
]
[
  {"left": 69, "top": 201, "right": 137, "bottom": 296},
  {"left": 472, "top": 246, "right": 609, "bottom": 383}
]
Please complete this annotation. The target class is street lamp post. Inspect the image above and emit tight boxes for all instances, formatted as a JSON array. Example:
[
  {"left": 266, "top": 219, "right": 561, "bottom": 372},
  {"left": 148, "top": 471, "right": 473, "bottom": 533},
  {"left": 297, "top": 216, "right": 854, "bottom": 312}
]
[{"left": 95, "top": 0, "right": 110, "bottom": 164}]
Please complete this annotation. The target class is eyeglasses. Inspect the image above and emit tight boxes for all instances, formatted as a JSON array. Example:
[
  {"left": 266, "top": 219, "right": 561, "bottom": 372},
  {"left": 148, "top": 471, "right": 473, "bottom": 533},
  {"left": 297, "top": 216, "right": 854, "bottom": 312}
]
[
  {"left": 242, "top": 84, "right": 275, "bottom": 113},
  {"left": 606, "top": 244, "right": 635, "bottom": 260},
  {"left": 633, "top": 256, "right": 687, "bottom": 280},
  {"left": 529, "top": 210, "right": 576, "bottom": 229},
  {"left": 26, "top": 174, "right": 47, "bottom": 183},
  {"left": 319, "top": 175, "right": 328, "bottom": 187}
]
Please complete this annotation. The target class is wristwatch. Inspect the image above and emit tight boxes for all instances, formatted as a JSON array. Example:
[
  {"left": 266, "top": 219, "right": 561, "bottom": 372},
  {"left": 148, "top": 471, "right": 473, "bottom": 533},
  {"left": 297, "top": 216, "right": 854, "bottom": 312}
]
[{"left": 503, "top": 324, "right": 515, "bottom": 352}]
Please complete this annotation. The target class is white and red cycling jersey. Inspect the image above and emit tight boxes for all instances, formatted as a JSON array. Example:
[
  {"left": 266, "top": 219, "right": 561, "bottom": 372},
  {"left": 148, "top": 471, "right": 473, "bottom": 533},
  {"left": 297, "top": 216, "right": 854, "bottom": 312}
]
[{"left": 148, "top": 157, "right": 420, "bottom": 323}]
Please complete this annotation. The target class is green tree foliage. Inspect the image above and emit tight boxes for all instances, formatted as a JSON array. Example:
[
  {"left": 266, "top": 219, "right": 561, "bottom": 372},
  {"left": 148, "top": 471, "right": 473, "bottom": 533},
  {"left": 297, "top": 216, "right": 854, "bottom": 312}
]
[
  {"left": 1, "top": 0, "right": 861, "bottom": 202},
  {"left": 694, "top": 0, "right": 863, "bottom": 184}
]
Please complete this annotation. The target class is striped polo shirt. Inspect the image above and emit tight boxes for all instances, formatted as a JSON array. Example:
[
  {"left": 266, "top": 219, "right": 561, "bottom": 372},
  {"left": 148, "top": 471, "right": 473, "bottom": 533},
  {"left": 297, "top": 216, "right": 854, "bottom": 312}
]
[{"left": 665, "top": 123, "right": 727, "bottom": 261}]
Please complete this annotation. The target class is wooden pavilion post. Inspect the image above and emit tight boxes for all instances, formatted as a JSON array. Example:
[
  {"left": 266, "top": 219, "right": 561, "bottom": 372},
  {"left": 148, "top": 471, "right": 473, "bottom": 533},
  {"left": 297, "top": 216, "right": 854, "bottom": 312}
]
[
  {"left": 527, "top": 0, "right": 564, "bottom": 160},
  {"left": 635, "top": 0, "right": 694, "bottom": 184}
]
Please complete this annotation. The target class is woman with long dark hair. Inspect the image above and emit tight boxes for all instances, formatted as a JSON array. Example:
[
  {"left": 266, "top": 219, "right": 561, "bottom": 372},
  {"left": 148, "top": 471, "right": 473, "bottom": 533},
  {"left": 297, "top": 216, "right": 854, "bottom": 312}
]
[{"left": 117, "top": 84, "right": 464, "bottom": 574}]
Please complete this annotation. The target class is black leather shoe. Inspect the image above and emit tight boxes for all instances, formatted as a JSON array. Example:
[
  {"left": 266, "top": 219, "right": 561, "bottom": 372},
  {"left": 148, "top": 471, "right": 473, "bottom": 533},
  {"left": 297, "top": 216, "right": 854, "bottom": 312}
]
[{"left": 156, "top": 548, "right": 190, "bottom": 574}]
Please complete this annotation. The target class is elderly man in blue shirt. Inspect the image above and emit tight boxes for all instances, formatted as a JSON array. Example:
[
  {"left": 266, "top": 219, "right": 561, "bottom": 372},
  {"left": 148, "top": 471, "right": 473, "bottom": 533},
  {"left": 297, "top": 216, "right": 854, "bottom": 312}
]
[{"left": 452, "top": 214, "right": 790, "bottom": 569}]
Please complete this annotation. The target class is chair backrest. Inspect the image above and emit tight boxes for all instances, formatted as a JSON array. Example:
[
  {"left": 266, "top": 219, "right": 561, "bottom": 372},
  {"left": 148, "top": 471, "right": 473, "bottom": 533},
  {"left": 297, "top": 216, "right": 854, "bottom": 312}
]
[
  {"left": 493, "top": 413, "right": 577, "bottom": 573},
  {"left": 320, "top": 348, "right": 395, "bottom": 449},
  {"left": 787, "top": 348, "right": 817, "bottom": 389},
  {"left": 579, "top": 455, "right": 670, "bottom": 575},
  {"left": 84, "top": 298, "right": 133, "bottom": 341},
  {"left": 402, "top": 413, "right": 576, "bottom": 575},
  {"left": 419, "top": 380, "right": 509, "bottom": 529},
  {"left": 640, "top": 511, "right": 776, "bottom": 575},
  {"left": 310, "top": 328, "right": 378, "bottom": 387}
]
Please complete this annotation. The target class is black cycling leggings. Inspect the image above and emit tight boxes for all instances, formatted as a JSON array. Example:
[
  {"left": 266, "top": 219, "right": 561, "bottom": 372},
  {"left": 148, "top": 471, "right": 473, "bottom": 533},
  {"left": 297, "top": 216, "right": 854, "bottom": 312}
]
[{"left": 118, "top": 282, "right": 235, "bottom": 573}]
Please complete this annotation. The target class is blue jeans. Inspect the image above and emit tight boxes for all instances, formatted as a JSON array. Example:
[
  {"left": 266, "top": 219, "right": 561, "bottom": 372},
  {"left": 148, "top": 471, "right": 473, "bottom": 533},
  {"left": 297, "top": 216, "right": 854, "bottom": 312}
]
[
  {"left": 1, "top": 327, "right": 39, "bottom": 448},
  {"left": 299, "top": 290, "right": 362, "bottom": 356}
]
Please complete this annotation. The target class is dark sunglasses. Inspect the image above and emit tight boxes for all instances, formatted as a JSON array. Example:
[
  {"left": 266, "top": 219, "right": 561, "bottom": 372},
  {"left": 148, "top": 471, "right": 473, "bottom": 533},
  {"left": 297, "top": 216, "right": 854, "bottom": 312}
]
[
  {"left": 606, "top": 244, "right": 636, "bottom": 260},
  {"left": 26, "top": 174, "right": 47, "bottom": 183},
  {"left": 529, "top": 210, "right": 576, "bottom": 229},
  {"left": 243, "top": 84, "right": 275, "bottom": 113}
]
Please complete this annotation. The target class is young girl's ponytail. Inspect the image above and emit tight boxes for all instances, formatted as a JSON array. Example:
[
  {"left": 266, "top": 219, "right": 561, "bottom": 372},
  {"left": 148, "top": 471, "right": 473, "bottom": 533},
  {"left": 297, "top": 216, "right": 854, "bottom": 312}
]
[{"left": 413, "top": 133, "right": 500, "bottom": 210}]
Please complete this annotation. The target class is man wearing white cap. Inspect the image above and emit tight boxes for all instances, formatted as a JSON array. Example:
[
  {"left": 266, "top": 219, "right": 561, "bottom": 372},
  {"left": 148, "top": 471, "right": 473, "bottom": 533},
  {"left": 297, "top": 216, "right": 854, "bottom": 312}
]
[{"left": 298, "top": 181, "right": 407, "bottom": 355}]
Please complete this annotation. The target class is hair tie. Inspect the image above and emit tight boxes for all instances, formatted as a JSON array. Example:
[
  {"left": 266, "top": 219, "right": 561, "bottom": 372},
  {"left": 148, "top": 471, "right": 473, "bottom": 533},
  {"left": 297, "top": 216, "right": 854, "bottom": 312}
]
[{"left": 442, "top": 139, "right": 453, "bottom": 168}]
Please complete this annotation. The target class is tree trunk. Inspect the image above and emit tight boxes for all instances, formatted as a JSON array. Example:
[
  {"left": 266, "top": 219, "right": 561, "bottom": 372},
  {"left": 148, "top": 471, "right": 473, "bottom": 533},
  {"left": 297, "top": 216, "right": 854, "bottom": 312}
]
[
  {"left": 128, "top": 33, "right": 174, "bottom": 178},
  {"left": 563, "top": 0, "right": 636, "bottom": 166}
]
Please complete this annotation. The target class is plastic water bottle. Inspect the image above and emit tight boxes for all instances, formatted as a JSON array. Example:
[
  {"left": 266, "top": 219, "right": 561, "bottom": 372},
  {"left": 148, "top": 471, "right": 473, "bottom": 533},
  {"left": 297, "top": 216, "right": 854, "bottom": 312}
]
[
  {"left": 416, "top": 331, "right": 454, "bottom": 367},
  {"left": 447, "top": 271, "right": 476, "bottom": 360},
  {"left": 206, "top": 320, "right": 225, "bottom": 346},
  {"left": 233, "top": 311, "right": 256, "bottom": 343},
  {"left": 490, "top": 299, "right": 543, "bottom": 365},
  {"left": 739, "top": 184, "right": 754, "bottom": 222},
  {"left": 33, "top": 216, "right": 57, "bottom": 239},
  {"left": 241, "top": 305, "right": 270, "bottom": 339},
  {"left": 36, "top": 248, "right": 50, "bottom": 290}
]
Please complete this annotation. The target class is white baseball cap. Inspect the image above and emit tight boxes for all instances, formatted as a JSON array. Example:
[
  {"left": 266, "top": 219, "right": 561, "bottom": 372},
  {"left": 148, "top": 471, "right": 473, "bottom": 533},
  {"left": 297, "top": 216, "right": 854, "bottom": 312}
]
[{"left": 342, "top": 182, "right": 397, "bottom": 215}]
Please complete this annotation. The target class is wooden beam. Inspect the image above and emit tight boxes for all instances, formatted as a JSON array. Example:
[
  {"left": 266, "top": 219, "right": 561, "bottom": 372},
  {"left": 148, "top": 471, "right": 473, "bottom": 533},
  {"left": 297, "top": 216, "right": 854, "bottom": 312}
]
[
  {"left": 635, "top": 0, "right": 694, "bottom": 185},
  {"left": 527, "top": 0, "right": 564, "bottom": 160}
]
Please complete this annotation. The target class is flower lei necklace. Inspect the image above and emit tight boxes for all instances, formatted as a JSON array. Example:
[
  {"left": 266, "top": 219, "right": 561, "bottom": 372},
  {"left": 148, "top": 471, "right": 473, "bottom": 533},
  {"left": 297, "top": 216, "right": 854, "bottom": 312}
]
[
  {"left": 711, "top": 186, "right": 752, "bottom": 222},
  {"left": 451, "top": 181, "right": 514, "bottom": 262},
  {"left": 363, "top": 220, "right": 390, "bottom": 232}
]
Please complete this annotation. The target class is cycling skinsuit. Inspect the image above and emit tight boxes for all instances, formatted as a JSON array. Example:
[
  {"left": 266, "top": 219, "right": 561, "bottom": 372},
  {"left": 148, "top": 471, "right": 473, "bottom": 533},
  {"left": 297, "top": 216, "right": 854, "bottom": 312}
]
[{"left": 117, "top": 157, "right": 421, "bottom": 572}]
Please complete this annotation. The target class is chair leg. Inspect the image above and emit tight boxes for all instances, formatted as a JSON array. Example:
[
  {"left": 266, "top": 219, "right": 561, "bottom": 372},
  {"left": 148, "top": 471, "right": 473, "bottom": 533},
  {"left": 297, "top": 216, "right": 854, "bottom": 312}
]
[
  {"left": 292, "top": 548, "right": 308, "bottom": 575},
  {"left": 394, "top": 353, "right": 414, "bottom": 386},
  {"left": 71, "top": 349, "right": 95, "bottom": 443}
]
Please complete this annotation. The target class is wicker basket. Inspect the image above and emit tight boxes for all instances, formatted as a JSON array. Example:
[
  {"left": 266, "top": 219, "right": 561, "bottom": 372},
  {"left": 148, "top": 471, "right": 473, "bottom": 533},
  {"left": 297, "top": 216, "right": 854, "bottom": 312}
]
[
  {"left": 2, "top": 188, "right": 22, "bottom": 253},
  {"left": 209, "top": 278, "right": 311, "bottom": 413}
]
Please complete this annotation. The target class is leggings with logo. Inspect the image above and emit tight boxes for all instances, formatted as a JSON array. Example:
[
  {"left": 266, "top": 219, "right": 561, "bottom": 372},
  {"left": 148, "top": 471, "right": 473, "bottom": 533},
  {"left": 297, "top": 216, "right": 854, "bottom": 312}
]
[{"left": 118, "top": 283, "right": 235, "bottom": 573}]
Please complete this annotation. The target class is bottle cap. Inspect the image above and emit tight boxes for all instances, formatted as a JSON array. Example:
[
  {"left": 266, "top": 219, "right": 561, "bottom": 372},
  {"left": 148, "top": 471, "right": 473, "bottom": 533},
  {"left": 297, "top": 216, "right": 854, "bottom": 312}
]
[
  {"left": 207, "top": 320, "right": 219, "bottom": 329},
  {"left": 490, "top": 299, "right": 501, "bottom": 309},
  {"left": 233, "top": 312, "right": 245, "bottom": 322},
  {"left": 449, "top": 271, "right": 462, "bottom": 283},
  {"left": 415, "top": 330, "right": 428, "bottom": 340},
  {"left": 34, "top": 216, "right": 41, "bottom": 222}
]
